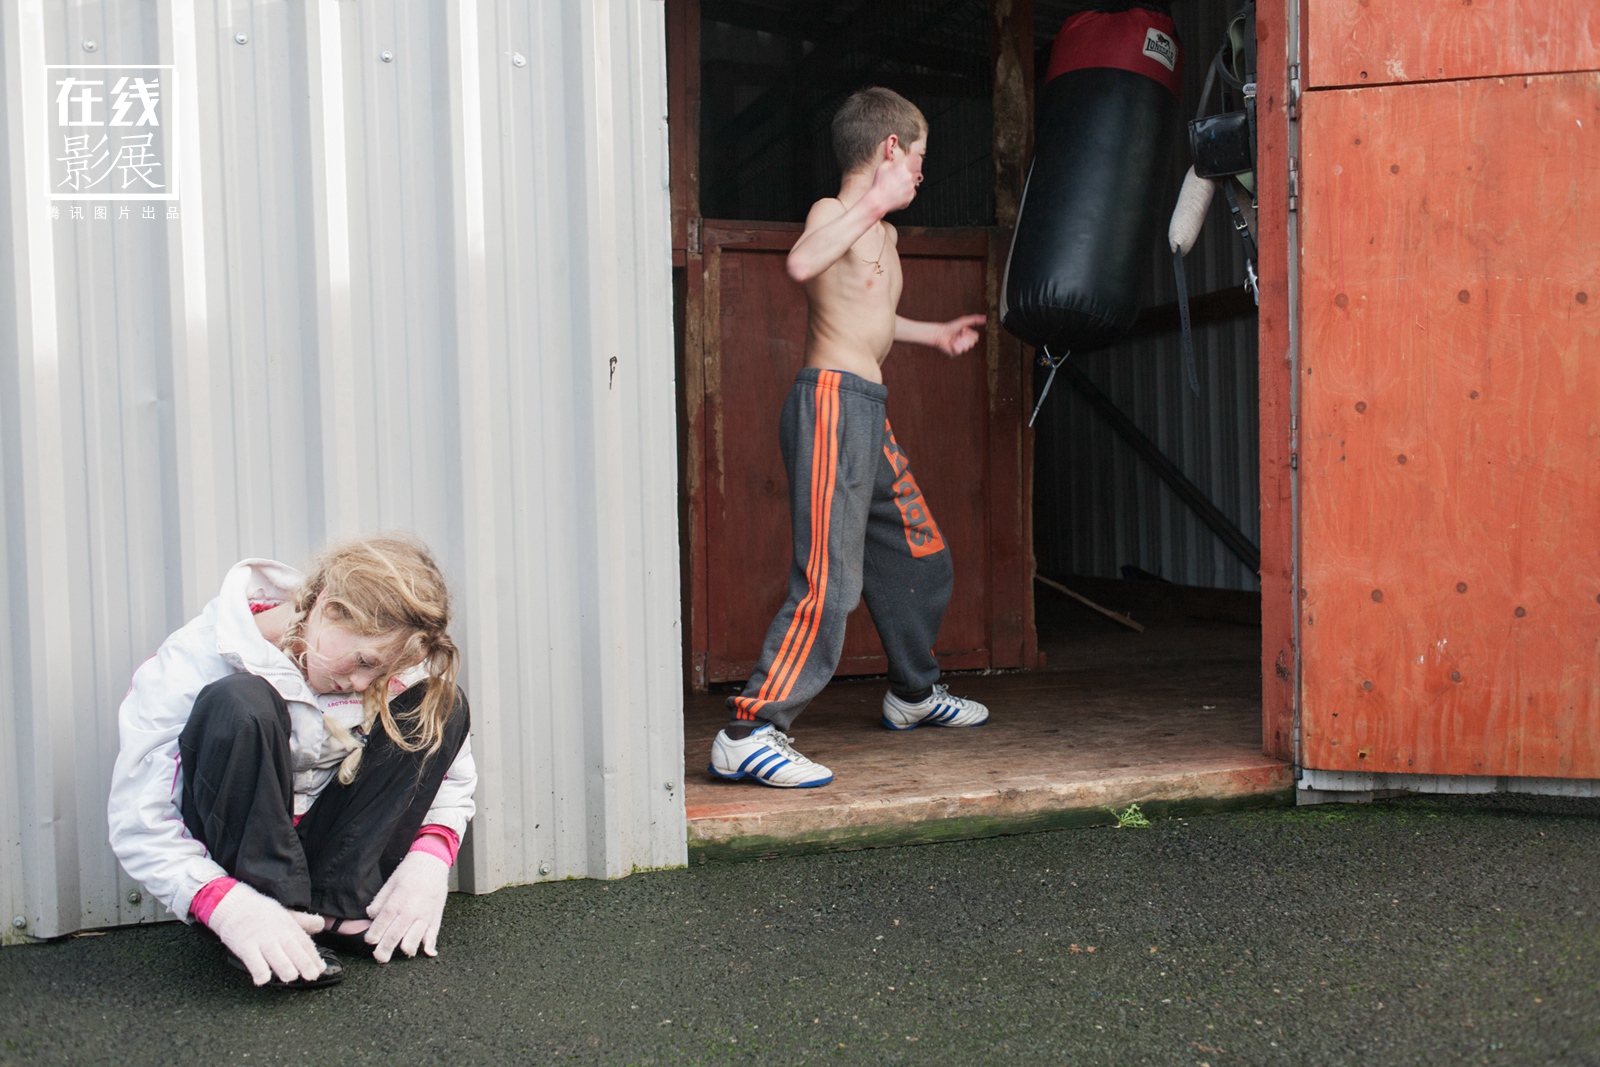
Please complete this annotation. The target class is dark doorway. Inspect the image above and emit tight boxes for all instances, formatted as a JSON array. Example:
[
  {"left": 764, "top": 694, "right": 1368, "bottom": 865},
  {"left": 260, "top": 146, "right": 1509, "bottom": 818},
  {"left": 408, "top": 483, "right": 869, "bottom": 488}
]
[
  {"left": 668, "top": 0, "right": 1293, "bottom": 856},
  {"left": 673, "top": 0, "right": 1036, "bottom": 692}
]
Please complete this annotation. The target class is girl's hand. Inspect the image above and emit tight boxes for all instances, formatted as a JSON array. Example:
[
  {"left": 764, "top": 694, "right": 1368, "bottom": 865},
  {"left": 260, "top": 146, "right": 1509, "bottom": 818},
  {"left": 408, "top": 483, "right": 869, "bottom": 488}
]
[
  {"left": 365, "top": 850, "right": 450, "bottom": 962},
  {"left": 933, "top": 314, "right": 987, "bottom": 357},
  {"left": 204, "top": 882, "right": 327, "bottom": 986}
]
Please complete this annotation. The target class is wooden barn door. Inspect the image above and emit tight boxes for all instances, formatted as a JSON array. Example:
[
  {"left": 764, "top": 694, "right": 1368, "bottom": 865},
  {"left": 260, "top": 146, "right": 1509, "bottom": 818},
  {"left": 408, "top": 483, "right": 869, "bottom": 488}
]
[
  {"left": 668, "top": 0, "right": 1038, "bottom": 690},
  {"left": 1295, "top": 6, "right": 1600, "bottom": 777},
  {"left": 690, "top": 223, "right": 1029, "bottom": 687}
]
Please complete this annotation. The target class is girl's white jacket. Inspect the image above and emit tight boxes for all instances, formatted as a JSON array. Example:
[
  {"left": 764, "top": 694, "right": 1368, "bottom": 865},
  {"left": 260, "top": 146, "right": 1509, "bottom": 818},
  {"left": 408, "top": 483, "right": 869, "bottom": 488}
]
[{"left": 107, "top": 560, "right": 477, "bottom": 923}]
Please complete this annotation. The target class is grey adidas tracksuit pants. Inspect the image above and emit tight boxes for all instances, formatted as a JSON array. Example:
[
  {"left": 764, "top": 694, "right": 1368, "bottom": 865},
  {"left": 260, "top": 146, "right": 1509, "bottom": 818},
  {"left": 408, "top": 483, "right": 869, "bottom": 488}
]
[{"left": 728, "top": 368, "right": 954, "bottom": 732}]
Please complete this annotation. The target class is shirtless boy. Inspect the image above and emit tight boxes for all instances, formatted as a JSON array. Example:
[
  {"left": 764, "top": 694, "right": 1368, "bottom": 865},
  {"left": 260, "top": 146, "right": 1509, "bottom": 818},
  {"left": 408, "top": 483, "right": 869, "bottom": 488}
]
[{"left": 710, "top": 87, "right": 991, "bottom": 789}]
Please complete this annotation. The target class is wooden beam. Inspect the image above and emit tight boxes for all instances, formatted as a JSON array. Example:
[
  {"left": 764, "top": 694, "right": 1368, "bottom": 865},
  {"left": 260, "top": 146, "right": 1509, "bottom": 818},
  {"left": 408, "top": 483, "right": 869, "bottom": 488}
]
[
  {"left": 667, "top": 0, "right": 701, "bottom": 251},
  {"left": 1034, "top": 573, "right": 1146, "bottom": 632},
  {"left": 991, "top": 0, "right": 1034, "bottom": 228},
  {"left": 1057, "top": 358, "right": 1262, "bottom": 574},
  {"left": 1255, "top": 0, "right": 1295, "bottom": 761},
  {"left": 991, "top": 0, "right": 1037, "bottom": 668},
  {"left": 1122, "top": 284, "right": 1259, "bottom": 344},
  {"left": 667, "top": 0, "right": 710, "bottom": 690}
]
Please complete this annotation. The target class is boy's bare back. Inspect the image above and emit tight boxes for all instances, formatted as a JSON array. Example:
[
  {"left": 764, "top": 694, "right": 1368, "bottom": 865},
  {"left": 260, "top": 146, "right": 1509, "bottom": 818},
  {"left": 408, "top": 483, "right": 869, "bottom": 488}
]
[{"left": 799, "top": 199, "right": 903, "bottom": 383}]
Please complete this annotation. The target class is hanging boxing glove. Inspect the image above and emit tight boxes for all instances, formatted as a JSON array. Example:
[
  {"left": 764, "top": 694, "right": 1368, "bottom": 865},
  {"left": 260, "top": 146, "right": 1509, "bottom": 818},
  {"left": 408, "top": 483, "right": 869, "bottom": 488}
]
[
  {"left": 1168, "top": 167, "right": 1216, "bottom": 396},
  {"left": 1168, "top": 166, "right": 1216, "bottom": 256}
]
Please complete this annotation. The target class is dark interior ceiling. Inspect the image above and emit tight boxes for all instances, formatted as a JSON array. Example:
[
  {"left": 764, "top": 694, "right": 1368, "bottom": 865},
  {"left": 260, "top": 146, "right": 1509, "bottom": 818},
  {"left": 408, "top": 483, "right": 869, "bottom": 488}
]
[
  {"left": 697, "top": 0, "right": 1196, "bottom": 224},
  {"left": 699, "top": 0, "right": 994, "bottom": 224},
  {"left": 701, "top": 0, "right": 1178, "bottom": 47}
]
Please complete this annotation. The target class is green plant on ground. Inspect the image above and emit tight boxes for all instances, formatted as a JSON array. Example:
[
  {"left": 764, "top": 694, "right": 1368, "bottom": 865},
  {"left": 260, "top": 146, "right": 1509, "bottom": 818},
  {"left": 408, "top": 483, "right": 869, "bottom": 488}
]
[{"left": 1107, "top": 803, "right": 1151, "bottom": 829}]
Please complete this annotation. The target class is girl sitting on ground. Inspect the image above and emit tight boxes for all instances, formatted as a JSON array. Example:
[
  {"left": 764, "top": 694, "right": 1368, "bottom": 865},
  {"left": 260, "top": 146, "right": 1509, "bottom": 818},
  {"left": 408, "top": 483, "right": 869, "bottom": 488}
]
[{"left": 108, "top": 535, "right": 476, "bottom": 988}]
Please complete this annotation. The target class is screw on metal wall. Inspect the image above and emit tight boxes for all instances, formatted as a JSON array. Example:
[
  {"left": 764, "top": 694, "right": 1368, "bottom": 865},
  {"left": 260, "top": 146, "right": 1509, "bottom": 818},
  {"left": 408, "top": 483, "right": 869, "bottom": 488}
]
[
  {"left": 83, "top": 40, "right": 98, "bottom": 52},
  {"left": 381, "top": 50, "right": 394, "bottom": 63},
  {"left": 234, "top": 32, "right": 249, "bottom": 45}
]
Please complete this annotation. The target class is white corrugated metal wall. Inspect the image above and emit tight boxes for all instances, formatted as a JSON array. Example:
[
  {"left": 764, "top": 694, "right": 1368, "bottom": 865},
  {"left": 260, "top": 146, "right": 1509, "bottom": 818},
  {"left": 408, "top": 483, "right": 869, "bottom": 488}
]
[{"left": 0, "top": 0, "right": 684, "bottom": 941}]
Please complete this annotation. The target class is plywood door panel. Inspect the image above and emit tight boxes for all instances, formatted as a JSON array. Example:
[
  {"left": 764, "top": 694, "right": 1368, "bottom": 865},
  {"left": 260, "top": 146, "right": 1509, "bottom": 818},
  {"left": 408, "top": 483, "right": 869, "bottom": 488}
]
[
  {"left": 1298, "top": 74, "right": 1600, "bottom": 777},
  {"left": 700, "top": 224, "right": 994, "bottom": 683},
  {"left": 1307, "top": 0, "right": 1600, "bottom": 89}
]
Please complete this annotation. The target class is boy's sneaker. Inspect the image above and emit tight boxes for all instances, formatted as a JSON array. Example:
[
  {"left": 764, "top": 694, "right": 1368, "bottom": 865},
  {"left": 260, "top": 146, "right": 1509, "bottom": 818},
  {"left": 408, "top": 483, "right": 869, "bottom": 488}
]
[
  {"left": 709, "top": 724, "right": 834, "bottom": 788},
  {"left": 881, "top": 684, "right": 990, "bottom": 730}
]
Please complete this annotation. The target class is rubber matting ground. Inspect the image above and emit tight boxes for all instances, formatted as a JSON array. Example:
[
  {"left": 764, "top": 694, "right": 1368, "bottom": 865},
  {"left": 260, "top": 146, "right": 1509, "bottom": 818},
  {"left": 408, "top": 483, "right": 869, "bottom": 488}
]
[{"left": 3, "top": 794, "right": 1597, "bottom": 1066}]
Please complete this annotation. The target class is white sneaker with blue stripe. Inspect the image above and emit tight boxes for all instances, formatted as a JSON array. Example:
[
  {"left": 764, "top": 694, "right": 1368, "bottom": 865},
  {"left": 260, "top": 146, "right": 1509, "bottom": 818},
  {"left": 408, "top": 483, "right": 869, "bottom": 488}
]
[
  {"left": 709, "top": 724, "right": 834, "bottom": 788},
  {"left": 881, "top": 684, "right": 990, "bottom": 730}
]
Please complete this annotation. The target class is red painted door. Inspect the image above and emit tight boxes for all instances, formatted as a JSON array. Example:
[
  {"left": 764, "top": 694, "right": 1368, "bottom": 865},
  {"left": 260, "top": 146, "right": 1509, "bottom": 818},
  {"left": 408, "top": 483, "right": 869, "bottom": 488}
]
[
  {"left": 685, "top": 222, "right": 1033, "bottom": 688},
  {"left": 1297, "top": 6, "right": 1600, "bottom": 777}
]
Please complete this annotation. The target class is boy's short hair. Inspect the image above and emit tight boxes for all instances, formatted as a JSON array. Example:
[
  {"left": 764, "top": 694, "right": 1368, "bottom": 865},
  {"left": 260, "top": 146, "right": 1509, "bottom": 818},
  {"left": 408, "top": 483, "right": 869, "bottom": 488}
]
[{"left": 831, "top": 87, "right": 927, "bottom": 174}]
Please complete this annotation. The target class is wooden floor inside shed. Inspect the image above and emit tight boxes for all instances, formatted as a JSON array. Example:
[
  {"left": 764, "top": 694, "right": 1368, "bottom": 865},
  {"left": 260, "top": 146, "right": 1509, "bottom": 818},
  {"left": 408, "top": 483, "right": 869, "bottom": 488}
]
[{"left": 684, "top": 578, "right": 1292, "bottom": 858}]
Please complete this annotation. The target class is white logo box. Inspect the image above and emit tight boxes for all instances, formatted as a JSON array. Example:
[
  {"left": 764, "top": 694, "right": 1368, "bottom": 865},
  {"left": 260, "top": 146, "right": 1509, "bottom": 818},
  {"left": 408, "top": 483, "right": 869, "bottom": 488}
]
[{"left": 46, "top": 65, "right": 178, "bottom": 201}]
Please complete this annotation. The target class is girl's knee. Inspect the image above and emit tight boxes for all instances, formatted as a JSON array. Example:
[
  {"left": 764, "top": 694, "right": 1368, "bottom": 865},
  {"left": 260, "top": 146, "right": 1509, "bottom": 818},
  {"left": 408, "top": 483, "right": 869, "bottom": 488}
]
[{"left": 190, "top": 674, "right": 290, "bottom": 736}]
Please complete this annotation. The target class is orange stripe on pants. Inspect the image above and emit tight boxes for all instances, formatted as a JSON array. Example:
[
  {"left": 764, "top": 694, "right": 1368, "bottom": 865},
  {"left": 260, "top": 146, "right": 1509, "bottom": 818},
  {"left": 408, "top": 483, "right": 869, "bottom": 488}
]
[
  {"left": 767, "top": 373, "right": 840, "bottom": 703},
  {"left": 733, "top": 371, "right": 840, "bottom": 718}
]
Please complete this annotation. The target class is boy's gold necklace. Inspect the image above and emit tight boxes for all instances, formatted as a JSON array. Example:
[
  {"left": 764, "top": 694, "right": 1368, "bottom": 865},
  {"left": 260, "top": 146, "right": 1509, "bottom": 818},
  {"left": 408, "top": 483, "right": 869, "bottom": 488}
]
[
  {"left": 830, "top": 198, "right": 887, "bottom": 274},
  {"left": 855, "top": 228, "right": 887, "bottom": 275}
]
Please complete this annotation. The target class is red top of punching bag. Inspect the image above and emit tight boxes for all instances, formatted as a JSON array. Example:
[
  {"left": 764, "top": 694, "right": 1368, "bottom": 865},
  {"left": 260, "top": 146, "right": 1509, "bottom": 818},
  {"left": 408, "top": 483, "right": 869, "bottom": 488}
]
[{"left": 1045, "top": 8, "right": 1184, "bottom": 97}]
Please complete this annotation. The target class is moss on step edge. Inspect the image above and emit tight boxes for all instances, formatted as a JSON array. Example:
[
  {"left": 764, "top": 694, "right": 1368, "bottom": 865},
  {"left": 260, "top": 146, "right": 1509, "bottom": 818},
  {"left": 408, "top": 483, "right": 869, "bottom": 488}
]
[{"left": 688, "top": 786, "right": 1295, "bottom": 863}]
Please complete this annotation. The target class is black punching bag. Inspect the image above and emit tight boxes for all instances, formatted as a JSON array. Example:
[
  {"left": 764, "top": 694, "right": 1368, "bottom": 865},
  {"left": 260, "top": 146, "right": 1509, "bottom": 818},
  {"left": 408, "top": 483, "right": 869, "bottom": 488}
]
[{"left": 1001, "top": 6, "right": 1183, "bottom": 351}]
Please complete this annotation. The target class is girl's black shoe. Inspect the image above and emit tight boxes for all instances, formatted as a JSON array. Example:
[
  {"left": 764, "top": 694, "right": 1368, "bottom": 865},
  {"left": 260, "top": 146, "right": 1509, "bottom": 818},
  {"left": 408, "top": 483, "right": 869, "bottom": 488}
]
[
  {"left": 313, "top": 926, "right": 375, "bottom": 957},
  {"left": 225, "top": 944, "right": 344, "bottom": 989}
]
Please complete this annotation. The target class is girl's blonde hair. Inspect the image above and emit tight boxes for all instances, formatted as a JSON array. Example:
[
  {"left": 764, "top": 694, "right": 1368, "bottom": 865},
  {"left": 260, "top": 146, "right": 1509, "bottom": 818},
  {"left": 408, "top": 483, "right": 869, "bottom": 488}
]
[{"left": 283, "top": 534, "right": 460, "bottom": 784}]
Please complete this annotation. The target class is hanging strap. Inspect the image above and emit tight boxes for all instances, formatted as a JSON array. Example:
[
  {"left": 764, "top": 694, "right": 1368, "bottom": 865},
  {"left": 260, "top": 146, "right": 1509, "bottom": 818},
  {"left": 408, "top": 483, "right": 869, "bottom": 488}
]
[
  {"left": 1240, "top": 1, "right": 1258, "bottom": 182},
  {"left": 1239, "top": 0, "right": 1258, "bottom": 84},
  {"left": 1028, "top": 345, "right": 1070, "bottom": 428},
  {"left": 1221, "top": 181, "right": 1257, "bottom": 262},
  {"left": 1221, "top": 181, "right": 1261, "bottom": 305},
  {"left": 1173, "top": 248, "right": 1200, "bottom": 397}
]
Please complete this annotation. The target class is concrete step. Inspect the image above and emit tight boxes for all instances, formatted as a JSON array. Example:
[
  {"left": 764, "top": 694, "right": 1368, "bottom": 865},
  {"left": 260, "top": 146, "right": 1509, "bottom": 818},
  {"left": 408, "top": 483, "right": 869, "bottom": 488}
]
[
  {"left": 685, "top": 624, "right": 1288, "bottom": 860},
  {"left": 688, "top": 758, "right": 1292, "bottom": 860}
]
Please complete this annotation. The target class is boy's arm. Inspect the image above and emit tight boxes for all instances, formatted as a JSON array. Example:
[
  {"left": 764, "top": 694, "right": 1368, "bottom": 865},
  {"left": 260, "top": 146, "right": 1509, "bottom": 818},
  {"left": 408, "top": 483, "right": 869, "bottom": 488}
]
[
  {"left": 786, "top": 198, "right": 886, "bottom": 283},
  {"left": 786, "top": 156, "right": 918, "bottom": 282},
  {"left": 894, "top": 313, "right": 987, "bottom": 357}
]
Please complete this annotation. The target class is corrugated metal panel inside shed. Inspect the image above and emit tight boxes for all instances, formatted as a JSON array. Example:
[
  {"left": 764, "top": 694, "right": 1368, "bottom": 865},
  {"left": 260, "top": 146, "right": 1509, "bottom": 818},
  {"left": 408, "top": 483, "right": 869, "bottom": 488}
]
[{"left": 0, "top": 0, "right": 683, "bottom": 940}]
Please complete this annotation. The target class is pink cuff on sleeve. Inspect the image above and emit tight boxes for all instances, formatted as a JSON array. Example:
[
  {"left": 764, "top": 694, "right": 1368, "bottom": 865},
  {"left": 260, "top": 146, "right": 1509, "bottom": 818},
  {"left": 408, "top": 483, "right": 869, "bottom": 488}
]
[
  {"left": 190, "top": 876, "right": 239, "bottom": 926},
  {"left": 410, "top": 824, "right": 460, "bottom": 866}
]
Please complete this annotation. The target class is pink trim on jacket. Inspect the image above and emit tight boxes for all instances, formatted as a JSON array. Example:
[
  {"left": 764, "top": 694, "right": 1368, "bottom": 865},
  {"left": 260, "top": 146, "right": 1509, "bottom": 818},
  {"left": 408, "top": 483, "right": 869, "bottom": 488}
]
[
  {"left": 410, "top": 824, "right": 460, "bottom": 866},
  {"left": 190, "top": 877, "right": 239, "bottom": 926}
]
